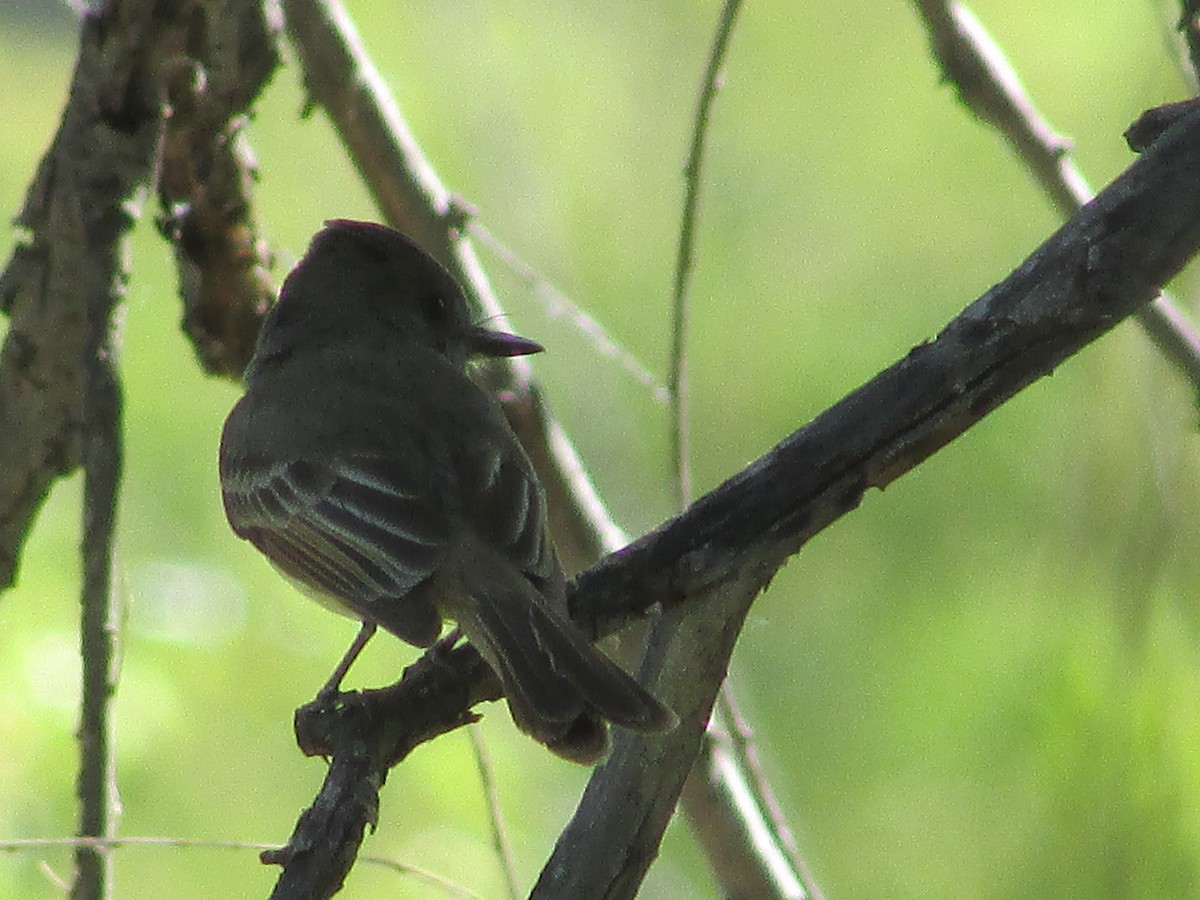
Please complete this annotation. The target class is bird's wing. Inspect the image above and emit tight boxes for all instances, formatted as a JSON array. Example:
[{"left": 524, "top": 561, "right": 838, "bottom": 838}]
[
  {"left": 457, "top": 443, "right": 561, "bottom": 593},
  {"left": 222, "top": 455, "right": 448, "bottom": 647}
]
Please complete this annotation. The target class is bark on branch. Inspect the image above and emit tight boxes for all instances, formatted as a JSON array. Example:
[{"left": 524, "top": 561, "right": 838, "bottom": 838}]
[{"left": 0, "top": 0, "right": 278, "bottom": 579}]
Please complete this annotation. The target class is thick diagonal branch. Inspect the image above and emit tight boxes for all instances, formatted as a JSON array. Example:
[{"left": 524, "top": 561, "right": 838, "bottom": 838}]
[
  {"left": 278, "top": 105, "right": 1200, "bottom": 898},
  {"left": 912, "top": 0, "right": 1200, "bottom": 398}
]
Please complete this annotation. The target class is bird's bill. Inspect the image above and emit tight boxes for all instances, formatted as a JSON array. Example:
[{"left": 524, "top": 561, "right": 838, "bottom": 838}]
[{"left": 466, "top": 326, "right": 544, "bottom": 358}]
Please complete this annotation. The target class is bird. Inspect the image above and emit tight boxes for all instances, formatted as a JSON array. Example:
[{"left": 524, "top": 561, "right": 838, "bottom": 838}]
[{"left": 218, "top": 219, "right": 674, "bottom": 762}]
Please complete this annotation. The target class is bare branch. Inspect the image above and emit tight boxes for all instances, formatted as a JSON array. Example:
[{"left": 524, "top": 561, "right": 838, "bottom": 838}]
[
  {"left": 668, "top": 0, "right": 742, "bottom": 510},
  {"left": 1178, "top": 0, "right": 1200, "bottom": 82},
  {"left": 468, "top": 724, "right": 521, "bottom": 900},
  {"left": 0, "top": 0, "right": 279, "bottom": 572},
  {"left": 265, "top": 644, "right": 495, "bottom": 898},
  {"left": 1, "top": 6, "right": 284, "bottom": 900},
  {"left": 0, "top": 1, "right": 167, "bottom": 895},
  {"left": 2, "top": 836, "right": 483, "bottom": 898},
  {"left": 912, "top": 0, "right": 1200, "bottom": 400},
  {"left": 660, "top": 1, "right": 822, "bottom": 897},
  {"left": 574, "top": 107, "right": 1200, "bottom": 631},
  {"left": 530, "top": 105, "right": 1200, "bottom": 898},
  {"left": 155, "top": 2, "right": 280, "bottom": 378},
  {"left": 467, "top": 222, "right": 671, "bottom": 406},
  {"left": 531, "top": 575, "right": 761, "bottom": 900},
  {"left": 682, "top": 687, "right": 825, "bottom": 900},
  {"left": 75, "top": 208, "right": 125, "bottom": 900},
  {"left": 0, "top": 0, "right": 174, "bottom": 590}
]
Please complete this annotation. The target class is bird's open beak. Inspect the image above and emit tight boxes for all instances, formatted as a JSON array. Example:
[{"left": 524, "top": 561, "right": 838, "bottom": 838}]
[{"left": 466, "top": 326, "right": 544, "bottom": 358}]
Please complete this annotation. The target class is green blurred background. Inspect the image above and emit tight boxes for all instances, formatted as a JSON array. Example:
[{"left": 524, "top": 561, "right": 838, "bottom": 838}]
[{"left": 3, "top": 1, "right": 1200, "bottom": 897}]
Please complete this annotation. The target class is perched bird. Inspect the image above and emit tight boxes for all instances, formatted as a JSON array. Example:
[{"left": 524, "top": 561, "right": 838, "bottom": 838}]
[{"left": 219, "top": 219, "right": 673, "bottom": 762}]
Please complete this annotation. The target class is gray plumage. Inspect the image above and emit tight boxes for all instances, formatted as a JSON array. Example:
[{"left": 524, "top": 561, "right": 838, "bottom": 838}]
[{"left": 219, "top": 220, "right": 673, "bottom": 761}]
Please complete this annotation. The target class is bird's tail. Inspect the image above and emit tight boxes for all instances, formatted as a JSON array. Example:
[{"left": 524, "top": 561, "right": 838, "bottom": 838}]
[{"left": 459, "top": 578, "right": 676, "bottom": 762}]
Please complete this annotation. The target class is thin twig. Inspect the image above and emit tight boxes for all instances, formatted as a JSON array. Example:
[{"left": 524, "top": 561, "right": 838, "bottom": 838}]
[
  {"left": 681, "top": 714, "right": 813, "bottom": 900},
  {"left": 912, "top": 0, "right": 1200, "bottom": 401},
  {"left": 1178, "top": 0, "right": 1200, "bottom": 82},
  {"left": 664, "top": 1, "right": 820, "bottom": 897},
  {"left": 714, "top": 684, "right": 825, "bottom": 900},
  {"left": 668, "top": 0, "right": 741, "bottom": 511},
  {"left": 693, "top": 687, "right": 829, "bottom": 900},
  {"left": 0, "top": 837, "right": 482, "bottom": 899},
  {"left": 467, "top": 724, "right": 521, "bottom": 900},
  {"left": 468, "top": 220, "right": 671, "bottom": 406},
  {"left": 74, "top": 217, "right": 126, "bottom": 900}
]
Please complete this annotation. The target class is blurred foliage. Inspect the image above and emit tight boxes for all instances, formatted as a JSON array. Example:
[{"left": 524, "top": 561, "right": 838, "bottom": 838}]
[{"left": 2, "top": 1, "right": 1200, "bottom": 898}]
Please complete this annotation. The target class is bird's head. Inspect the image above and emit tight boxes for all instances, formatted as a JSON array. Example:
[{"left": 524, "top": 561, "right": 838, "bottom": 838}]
[{"left": 253, "top": 220, "right": 542, "bottom": 372}]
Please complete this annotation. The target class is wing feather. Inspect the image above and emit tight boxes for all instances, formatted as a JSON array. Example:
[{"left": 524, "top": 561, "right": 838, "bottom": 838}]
[
  {"left": 458, "top": 446, "right": 556, "bottom": 588},
  {"left": 222, "top": 456, "right": 448, "bottom": 646}
]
